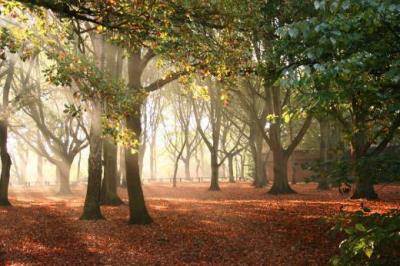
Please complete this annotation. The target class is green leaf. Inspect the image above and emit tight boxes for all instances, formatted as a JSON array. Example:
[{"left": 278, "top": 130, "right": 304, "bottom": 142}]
[{"left": 355, "top": 223, "right": 366, "bottom": 232}]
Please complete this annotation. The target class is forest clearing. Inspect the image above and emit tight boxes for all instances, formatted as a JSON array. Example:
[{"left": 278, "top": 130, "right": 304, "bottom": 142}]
[
  {"left": 0, "top": 1, "right": 399, "bottom": 265},
  {"left": 1, "top": 183, "right": 399, "bottom": 265}
]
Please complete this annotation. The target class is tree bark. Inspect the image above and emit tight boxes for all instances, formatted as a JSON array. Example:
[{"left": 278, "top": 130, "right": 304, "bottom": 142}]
[
  {"left": 101, "top": 139, "right": 123, "bottom": 205},
  {"left": 350, "top": 143, "right": 378, "bottom": 200},
  {"left": 183, "top": 159, "right": 191, "bottom": 180},
  {"left": 36, "top": 131, "right": 44, "bottom": 185},
  {"left": 250, "top": 124, "right": 267, "bottom": 187},
  {"left": 0, "top": 120, "right": 12, "bottom": 206},
  {"left": 351, "top": 174, "right": 377, "bottom": 200},
  {"left": 350, "top": 109, "right": 378, "bottom": 200},
  {"left": 317, "top": 119, "right": 330, "bottom": 190},
  {"left": 228, "top": 155, "right": 235, "bottom": 183},
  {"left": 80, "top": 104, "right": 104, "bottom": 220},
  {"left": 125, "top": 114, "right": 153, "bottom": 224},
  {"left": 56, "top": 160, "right": 73, "bottom": 195},
  {"left": 36, "top": 154, "right": 44, "bottom": 185},
  {"left": 118, "top": 145, "right": 127, "bottom": 187},
  {"left": 0, "top": 59, "right": 15, "bottom": 205},
  {"left": 149, "top": 134, "right": 157, "bottom": 180},
  {"left": 268, "top": 148, "right": 295, "bottom": 194},
  {"left": 209, "top": 151, "right": 220, "bottom": 191}
]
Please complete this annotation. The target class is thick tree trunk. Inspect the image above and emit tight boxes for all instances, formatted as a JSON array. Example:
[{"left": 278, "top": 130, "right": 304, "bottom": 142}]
[
  {"left": 56, "top": 160, "right": 73, "bottom": 195},
  {"left": 0, "top": 120, "right": 12, "bottom": 206},
  {"left": 317, "top": 119, "right": 330, "bottom": 190},
  {"left": 351, "top": 175, "right": 377, "bottom": 200},
  {"left": 268, "top": 149, "right": 295, "bottom": 194},
  {"left": 350, "top": 111, "right": 378, "bottom": 200},
  {"left": 80, "top": 105, "right": 104, "bottom": 220},
  {"left": 125, "top": 114, "right": 152, "bottom": 224},
  {"left": 350, "top": 144, "right": 378, "bottom": 200},
  {"left": 209, "top": 151, "right": 220, "bottom": 191},
  {"left": 228, "top": 155, "right": 235, "bottom": 183},
  {"left": 101, "top": 139, "right": 123, "bottom": 205}
]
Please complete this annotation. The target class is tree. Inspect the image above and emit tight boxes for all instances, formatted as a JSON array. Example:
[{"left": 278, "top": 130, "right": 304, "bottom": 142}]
[
  {"left": 281, "top": 0, "right": 400, "bottom": 199},
  {"left": 13, "top": 57, "right": 89, "bottom": 195},
  {"left": 192, "top": 80, "right": 230, "bottom": 191},
  {"left": 0, "top": 55, "right": 16, "bottom": 206}
]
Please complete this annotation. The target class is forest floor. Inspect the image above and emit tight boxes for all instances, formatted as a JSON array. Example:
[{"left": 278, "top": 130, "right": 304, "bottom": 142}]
[{"left": 0, "top": 182, "right": 399, "bottom": 266}]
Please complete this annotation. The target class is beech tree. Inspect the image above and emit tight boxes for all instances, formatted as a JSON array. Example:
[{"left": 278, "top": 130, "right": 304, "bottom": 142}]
[{"left": 280, "top": 0, "right": 400, "bottom": 199}]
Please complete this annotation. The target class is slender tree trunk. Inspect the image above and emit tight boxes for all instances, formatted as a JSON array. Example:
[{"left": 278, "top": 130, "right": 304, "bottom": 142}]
[
  {"left": 36, "top": 154, "right": 43, "bottom": 185},
  {"left": 318, "top": 119, "right": 330, "bottom": 190},
  {"left": 228, "top": 155, "right": 235, "bottom": 183},
  {"left": 240, "top": 154, "right": 245, "bottom": 181},
  {"left": 80, "top": 104, "right": 104, "bottom": 220},
  {"left": 36, "top": 131, "right": 44, "bottom": 185},
  {"left": 0, "top": 60, "right": 15, "bottom": 205},
  {"left": 0, "top": 120, "right": 12, "bottom": 206},
  {"left": 57, "top": 160, "right": 73, "bottom": 195},
  {"left": 195, "top": 151, "right": 200, "bottom": 178},
  {"left": 184, "top": 159, "right": 191, "bottom": 180},
  {"left": 149, "top": 134, "right": 157, "bottom": 180},
  {"left": 17, "top": 146, "right": 28, "bottom": 185},
  {"left": 269, "top": 148, "right": 295, "bottom": 194},
  {"left": 118, "top": 145, "right": 127, "bottom": 187},
  {"left": 76, "top": 151, "right": 82, "bottom": 182},
  {"left": 255, "top": 149, "right": 267, "bottom": 187},
  {"left": 250, "top": 124, "right": 267, "bottom": 187},
  {"left": 209, "top": 150, "right": 220, "bottom": 191},
  {"left": 125, "top": 113, "right": 152, "bottom": 224},
  {"left": 101, "top": 139, "right": 123, "bottom": 205}
]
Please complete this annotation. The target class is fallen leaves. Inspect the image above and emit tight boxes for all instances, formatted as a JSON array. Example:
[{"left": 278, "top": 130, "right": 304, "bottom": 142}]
[{"left": 0, "top": 183, "right": 398, "bottom": 265}]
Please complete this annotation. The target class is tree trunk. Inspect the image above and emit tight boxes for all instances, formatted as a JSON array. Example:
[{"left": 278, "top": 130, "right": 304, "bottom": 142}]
[
  {"left": 209, "top": 151, "right": 220, "bottom": 191},
  {"left": 350, "top": 144, "right": 378, "bottom": 200},
  {"left": 118, "top": 145, "right": 127, "bottom": 187},
  {"left": 57, "top": 160, "right": 73, "bottom": 195},
  {"left": 101, "top": 139, "right": 123, "bottom": 205},
  {"left": 149, "top": 134, "right": 157, "bottom": 180},
  {"left": 80, "top": 104, "right": 104, "bottom": 220},
  {"left": 240, "top": 154, "right": 245, "bottom": 181},
  {"left": 350, "top": 110, "right": 378, "bottom": 200},
  {"left": 228, "top": 155, "right": 235, "bottom": 183},
  {"left": 125, "top": 114, "right": 152, "bottom": 224},
  {"left": 250, "top": 124, "right": 267, "bottom": 187},
  {"left": 76, "top": 151, "right": 82, "bottom": 182},
  {"left": 36, "top": 154, "right": 44, "bottom": 185},
  {"left": 254, "top": 149, "right": 267, "bottom": 187},
  {"left": 268, "top": 149, "right": 295, "bottom": 194},
  {"left": 184, "top": 159, "right": 191, "bottom": 180},
  {"left": 317, "top": 119, "right": 330, "bottom": 190},
  {"left": 0, "top": 59, "right": 14, "bottom": 205},
  {"left": 17, "top": 147, "right": 28, "bottom": 185},
  {"left": 351, "top": 174, "right": 377, "bottom": 200},
  {"left": 0, "top": 120, "right": 12, "bottom": 206}
]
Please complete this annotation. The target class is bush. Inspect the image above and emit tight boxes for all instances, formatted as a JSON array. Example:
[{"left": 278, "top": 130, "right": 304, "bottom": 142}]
[{"left": 330, "top": 210, "right": 400, "bottom": 266}]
